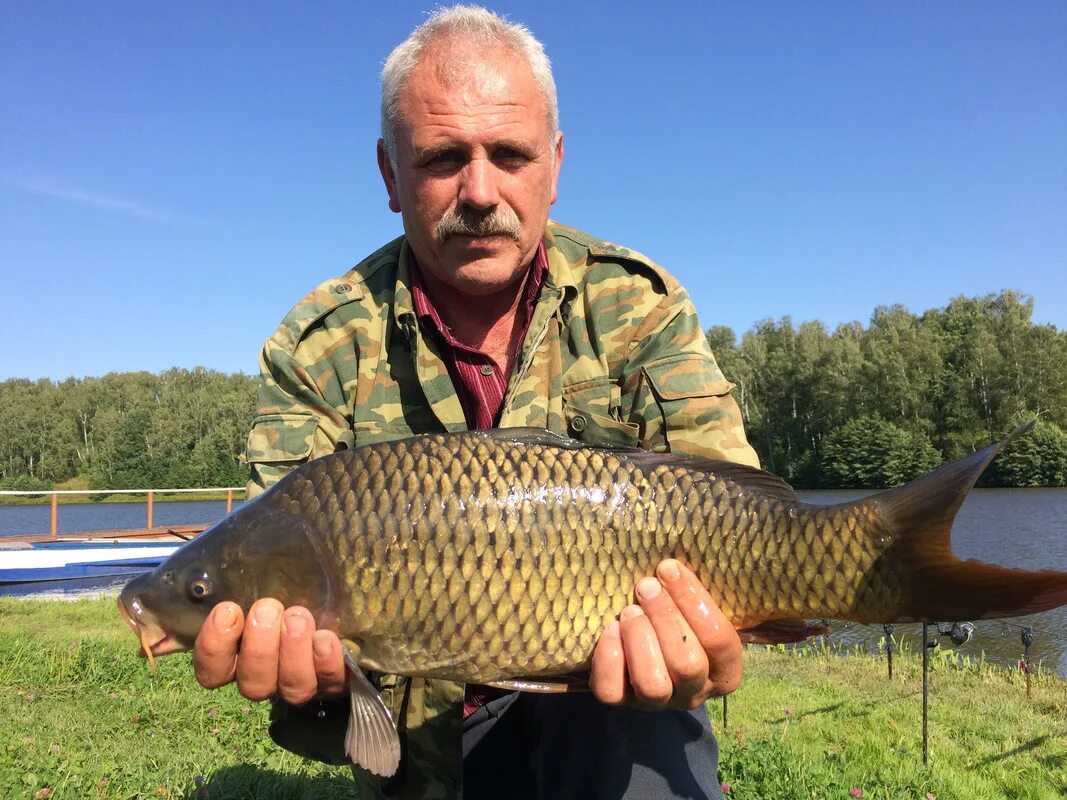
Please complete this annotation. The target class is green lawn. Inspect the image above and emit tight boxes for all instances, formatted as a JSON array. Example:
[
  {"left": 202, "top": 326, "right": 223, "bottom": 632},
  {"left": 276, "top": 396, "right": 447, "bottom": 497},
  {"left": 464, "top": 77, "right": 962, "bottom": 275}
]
[
  {"left": 1, "top": 598, "right": 1064, "bottom": 799},
  {"left": 718, "top": 640, "right": 1066, "bottom": 799},
  {"left": 0, "top": 598, "right": 353, "bottom": 800}
]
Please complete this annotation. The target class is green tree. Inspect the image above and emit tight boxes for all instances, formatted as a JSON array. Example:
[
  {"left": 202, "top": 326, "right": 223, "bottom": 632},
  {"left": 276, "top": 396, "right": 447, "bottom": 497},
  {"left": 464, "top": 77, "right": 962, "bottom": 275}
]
[
  {"left": 861, "top": 304, "right": 941, "bottom": 427},
  {"left": 988, "top": 420, "right": 1067, "bottom": 487},
  {"left": 820, "top": 416, "right": 942, "bottom": 488}
]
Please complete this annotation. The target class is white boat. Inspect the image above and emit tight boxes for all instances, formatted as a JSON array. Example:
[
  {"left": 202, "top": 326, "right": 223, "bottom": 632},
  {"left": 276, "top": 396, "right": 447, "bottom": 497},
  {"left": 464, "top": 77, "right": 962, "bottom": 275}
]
[{"left": 0, "top": 539, "right": 184, "bottom": 593}]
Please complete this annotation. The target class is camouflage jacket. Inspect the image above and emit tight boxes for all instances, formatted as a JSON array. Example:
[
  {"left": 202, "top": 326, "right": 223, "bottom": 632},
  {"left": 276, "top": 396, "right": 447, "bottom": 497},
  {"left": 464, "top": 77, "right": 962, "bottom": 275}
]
[{"left": 245, "top": 220, "right": 758, "bottom": 799}]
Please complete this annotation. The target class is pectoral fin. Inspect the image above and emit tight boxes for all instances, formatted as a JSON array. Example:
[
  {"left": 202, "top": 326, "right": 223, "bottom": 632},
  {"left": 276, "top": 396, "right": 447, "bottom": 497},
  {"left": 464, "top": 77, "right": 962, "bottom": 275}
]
[{"left": 341, "top": 640, "right": 401, "bottom": 777}]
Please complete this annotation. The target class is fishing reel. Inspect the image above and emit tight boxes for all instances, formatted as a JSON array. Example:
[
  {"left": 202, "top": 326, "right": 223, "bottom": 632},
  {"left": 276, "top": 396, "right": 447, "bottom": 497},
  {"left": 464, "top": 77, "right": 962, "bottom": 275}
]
[
  {"left": 935, "top": 621, "right": 975, "bottom": 646},
  {"left": 1021, "top": 625, "right": 1034, "bottom": 649}
]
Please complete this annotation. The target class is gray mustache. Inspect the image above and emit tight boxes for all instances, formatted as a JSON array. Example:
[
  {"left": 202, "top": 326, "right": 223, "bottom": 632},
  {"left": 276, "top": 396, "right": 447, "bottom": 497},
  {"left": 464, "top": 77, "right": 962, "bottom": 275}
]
[{"left": 437, "top": 206, "right": 521, "bottom": 241}]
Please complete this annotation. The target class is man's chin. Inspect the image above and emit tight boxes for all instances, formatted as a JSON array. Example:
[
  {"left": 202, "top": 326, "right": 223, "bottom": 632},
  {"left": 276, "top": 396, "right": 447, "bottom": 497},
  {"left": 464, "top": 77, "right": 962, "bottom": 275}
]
[{"left": 436, "top": 259, "right": 529, "bottom": 297}]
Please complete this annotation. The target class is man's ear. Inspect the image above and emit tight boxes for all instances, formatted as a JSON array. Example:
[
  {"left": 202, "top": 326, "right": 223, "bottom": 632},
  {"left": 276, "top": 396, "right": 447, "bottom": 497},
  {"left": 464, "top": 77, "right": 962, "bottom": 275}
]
[
  {"left": 377, "top": 139, "right": 401, "bottom": 213},
  {"left": 550, "top": 131, "right": 564, "bottom": 205}
]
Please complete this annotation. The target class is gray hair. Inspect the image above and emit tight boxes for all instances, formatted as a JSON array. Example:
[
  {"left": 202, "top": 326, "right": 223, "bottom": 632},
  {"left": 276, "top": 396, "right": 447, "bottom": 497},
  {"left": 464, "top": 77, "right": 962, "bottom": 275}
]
[{"left": 380, "top": 5, "right": 559, "bottom": 167}]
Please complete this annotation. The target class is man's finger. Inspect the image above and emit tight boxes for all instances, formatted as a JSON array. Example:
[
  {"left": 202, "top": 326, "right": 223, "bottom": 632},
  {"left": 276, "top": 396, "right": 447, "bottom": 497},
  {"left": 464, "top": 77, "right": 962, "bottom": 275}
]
[
  {"left": 235, "top": 598, "right": 284, "bottom": 701},
  {"left": 618, "top": 605, "right": 673, "bottom": 708},
  {"left": 589, "top": 620, "right": 626, "bottom": 705},
  {"left": 311, "top": 630, "right": 348, "bottom": 698},
  {"left": 194, "top": 601, "right": 243, "bottom": 689},
  {"left": 277, "top": 607, "right": 318, "bottom": 705},
  {"left": 634, "top": 575, "right": 710, "bottom": 703},
  {"left": 657, "top": 560, "right": 743, "bottom": 696}
]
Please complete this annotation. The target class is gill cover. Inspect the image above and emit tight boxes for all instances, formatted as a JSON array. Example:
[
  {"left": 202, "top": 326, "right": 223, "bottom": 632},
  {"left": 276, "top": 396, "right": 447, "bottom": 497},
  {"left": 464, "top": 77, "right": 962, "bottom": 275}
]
[{"left": 232, "top": 506, "right": 338, "bottom": 615}]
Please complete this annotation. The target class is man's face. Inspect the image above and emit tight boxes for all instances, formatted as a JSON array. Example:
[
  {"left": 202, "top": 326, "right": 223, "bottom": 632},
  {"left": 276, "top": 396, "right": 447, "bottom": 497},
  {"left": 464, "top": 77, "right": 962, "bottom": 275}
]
[{"left": 378, "top": 42, "right": 563, "bottom": 296}]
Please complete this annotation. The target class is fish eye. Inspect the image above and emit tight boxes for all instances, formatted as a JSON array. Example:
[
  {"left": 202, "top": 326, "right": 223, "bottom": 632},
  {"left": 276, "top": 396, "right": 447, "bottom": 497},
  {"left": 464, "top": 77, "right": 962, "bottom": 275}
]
[{"left": 189, "top": 578, "right": 213, "bottom": 600}]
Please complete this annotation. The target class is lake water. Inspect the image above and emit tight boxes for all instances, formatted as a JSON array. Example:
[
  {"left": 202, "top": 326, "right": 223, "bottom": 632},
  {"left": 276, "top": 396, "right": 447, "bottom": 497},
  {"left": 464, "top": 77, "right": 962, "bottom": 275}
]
[{"left": 2, "top": 488, "right": 1065, "bottom": 676}]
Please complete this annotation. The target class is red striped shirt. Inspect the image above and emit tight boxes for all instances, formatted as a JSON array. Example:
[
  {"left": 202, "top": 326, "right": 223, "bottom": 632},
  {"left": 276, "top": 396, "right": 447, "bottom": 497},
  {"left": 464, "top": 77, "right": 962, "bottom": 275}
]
[{"left": 409, "top": 243, "right": 549, "bottom": 717}]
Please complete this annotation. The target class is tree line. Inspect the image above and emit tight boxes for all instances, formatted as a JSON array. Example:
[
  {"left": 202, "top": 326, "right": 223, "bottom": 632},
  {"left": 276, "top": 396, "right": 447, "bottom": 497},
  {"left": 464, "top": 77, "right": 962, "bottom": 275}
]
[
  {"left": 1, "top": 291, "right": 1064, "bottom": 492},
  {"left": 711, "top": 290, "right": 1067, "bottom": 488},
  {"left": 0, "top": 368, "right": 256, "bottom": 491}
]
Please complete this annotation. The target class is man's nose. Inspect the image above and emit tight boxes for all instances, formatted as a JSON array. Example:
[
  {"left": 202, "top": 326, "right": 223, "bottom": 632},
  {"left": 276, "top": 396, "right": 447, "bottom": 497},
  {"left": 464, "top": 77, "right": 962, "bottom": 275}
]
[{"left": 458, "top": 158, "right": 500, "bottom": 210}]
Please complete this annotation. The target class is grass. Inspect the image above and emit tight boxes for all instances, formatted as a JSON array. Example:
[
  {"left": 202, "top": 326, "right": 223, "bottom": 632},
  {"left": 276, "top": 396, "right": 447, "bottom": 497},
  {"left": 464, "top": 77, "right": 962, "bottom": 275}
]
[
  {"left": 717, "top": 639, "right": 1067, "bottom": 799},
  {"left": 0, "top": 598, "right": 353, "bottom": 800},
  {"left": 1, "top": 599, "right": 1064, "bottom": 800}
]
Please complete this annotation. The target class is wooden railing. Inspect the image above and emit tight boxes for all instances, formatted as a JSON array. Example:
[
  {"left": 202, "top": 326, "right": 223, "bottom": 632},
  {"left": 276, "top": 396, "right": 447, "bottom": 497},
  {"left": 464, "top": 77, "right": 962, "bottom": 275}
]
[{"left": 0, "top": 487, "right": 246, "bottom": 539}]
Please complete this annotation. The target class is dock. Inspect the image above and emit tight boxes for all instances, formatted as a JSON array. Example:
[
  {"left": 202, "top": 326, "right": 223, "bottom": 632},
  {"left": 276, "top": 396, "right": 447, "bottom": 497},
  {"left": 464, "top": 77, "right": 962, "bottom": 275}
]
[{"left": 4, "top": 523, "right": 209, "bottom": 546}]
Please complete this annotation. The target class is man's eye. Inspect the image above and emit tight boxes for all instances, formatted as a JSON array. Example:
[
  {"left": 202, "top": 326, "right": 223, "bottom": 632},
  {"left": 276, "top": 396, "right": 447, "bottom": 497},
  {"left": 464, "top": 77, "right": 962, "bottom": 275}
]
[
  {"left": 424, "top": 153, "right": 463, "bottom": 173},
  {"left": 493, "top": 150, "right": 529, "bottom": 169}
]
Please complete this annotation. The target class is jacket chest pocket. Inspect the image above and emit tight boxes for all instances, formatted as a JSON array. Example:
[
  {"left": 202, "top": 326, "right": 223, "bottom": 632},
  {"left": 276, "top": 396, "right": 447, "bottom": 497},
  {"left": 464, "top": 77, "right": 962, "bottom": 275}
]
[
  {"left": 562, "top": 379, "right": 639, "bottom": 448},
  {"left": 349, "top": 369, "right": 447, "bottom": 446}
]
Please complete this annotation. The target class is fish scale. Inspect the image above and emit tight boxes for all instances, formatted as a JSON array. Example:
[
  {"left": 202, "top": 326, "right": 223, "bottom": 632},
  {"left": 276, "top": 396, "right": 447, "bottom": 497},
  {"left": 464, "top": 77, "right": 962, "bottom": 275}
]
[{"left": 264, "top": 431, "right": 892, "bottom": 682}]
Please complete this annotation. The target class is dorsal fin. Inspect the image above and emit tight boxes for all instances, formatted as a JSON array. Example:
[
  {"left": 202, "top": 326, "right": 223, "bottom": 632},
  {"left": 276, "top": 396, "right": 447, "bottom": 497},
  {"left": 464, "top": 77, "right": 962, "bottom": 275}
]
[
  {"left": 612, "top": 449, "right": 798, "bottom": 502},
  {"left": 476, "top": 427, "right": 798, "bottom": 503},
  {"left": 476, "top": 427, "right": 582, "bottom": 448},
  {"left": 699, "top": 460, "right": 798, "bottom": 502}
]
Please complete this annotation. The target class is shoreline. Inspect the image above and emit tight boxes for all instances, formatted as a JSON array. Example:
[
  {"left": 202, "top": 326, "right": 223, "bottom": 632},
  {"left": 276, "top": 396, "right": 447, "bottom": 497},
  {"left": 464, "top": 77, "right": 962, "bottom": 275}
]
[{"left": 0, "top": 491, "right": 241, "bottom": 507}]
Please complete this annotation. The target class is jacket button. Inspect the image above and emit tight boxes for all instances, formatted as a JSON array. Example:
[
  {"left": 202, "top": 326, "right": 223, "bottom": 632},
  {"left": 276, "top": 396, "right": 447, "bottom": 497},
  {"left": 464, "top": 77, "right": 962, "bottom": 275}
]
[
  {"left": 479, "top": 364, "right": 494, "bottom": 376},
  {"left": 569, "top": 414, "right": 587, "bottom": 433},
  {"left": 335, "top": 283, "right": 351, "bottom": 293}
]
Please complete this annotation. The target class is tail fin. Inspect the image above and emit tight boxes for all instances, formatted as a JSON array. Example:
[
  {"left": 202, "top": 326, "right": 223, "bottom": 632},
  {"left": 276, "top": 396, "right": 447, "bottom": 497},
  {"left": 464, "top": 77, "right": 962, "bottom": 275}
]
[{"left": 875, "top": 421, "right": 1067, "bottom": 621}]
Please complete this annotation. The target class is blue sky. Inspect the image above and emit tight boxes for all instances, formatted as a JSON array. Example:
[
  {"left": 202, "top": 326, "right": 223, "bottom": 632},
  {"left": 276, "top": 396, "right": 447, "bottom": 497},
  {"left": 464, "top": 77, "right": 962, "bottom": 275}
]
[{"left": 2, "top": 1, "right": 1064, "bottom": 381}]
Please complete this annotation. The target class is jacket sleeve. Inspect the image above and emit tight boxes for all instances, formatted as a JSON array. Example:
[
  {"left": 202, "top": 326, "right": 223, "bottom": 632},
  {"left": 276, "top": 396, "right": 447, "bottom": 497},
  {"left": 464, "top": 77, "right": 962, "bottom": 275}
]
[
  {"left": 620, "top": 286, "right": 759, "bottom": 467},
  {"left": 244, "top": 336, "right": 353, "bottom": 498}
]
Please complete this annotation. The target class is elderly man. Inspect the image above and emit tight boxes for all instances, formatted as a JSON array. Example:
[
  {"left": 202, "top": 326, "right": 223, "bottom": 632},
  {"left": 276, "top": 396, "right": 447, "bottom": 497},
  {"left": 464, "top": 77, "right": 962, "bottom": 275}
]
[{"left": 194, "top": 6, "right": 758, "bottom": 799}]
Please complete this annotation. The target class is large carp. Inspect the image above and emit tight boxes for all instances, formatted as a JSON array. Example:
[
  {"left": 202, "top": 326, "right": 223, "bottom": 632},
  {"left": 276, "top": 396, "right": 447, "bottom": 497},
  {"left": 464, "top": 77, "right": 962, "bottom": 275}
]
[{"left": 119, "top": 423, "right": 1067, "bottom": 775}]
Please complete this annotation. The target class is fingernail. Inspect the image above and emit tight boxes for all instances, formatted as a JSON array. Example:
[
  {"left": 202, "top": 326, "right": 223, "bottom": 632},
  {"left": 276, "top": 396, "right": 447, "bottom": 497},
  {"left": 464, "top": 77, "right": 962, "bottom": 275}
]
[
  {"left": 283, "top": 612, "right": 307, "bottom": 637},
  {"left": 657, "top": 559, "right": 681, "bottom": 582},
  {"left": 636, "top": 577, "right": 662, "bottom": 601},
  {"left": 214, "top": 603, "right": 238, "bottom": 632},
  {"left": 620, "top": 605, "right": 644, "bottom": 620},
  {"left": 312, "top": 630, "right": 333, "bottom": 658},
  {"left": 603, "top": 621, "right": 620, "bottom": 639},
  {"left": 252, "top": 603, "right": 280, "bottom": 627}
]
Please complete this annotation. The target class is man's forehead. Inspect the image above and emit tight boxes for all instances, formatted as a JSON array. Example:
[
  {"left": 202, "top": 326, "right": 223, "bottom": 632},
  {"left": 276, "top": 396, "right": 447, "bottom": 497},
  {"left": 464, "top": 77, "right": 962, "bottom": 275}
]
[
  {"left": 406, "top": 39, "right": 536, "bottom": 102},
  {"left": 393, "top": 44, "right": 548, "bottom": 146}
]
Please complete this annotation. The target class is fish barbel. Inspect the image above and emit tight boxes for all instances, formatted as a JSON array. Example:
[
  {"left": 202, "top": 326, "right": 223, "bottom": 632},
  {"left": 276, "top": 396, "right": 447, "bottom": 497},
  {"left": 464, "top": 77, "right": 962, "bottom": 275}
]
[{"left": 118, "top": 423, "right": 1067, "bottom": 775}]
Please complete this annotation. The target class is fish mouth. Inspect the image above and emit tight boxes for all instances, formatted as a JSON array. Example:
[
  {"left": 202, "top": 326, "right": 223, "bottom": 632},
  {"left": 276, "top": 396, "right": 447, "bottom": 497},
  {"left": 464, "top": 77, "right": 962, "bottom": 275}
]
[{"left": 117, "top": 596, "right": 184, "bottom": 674}]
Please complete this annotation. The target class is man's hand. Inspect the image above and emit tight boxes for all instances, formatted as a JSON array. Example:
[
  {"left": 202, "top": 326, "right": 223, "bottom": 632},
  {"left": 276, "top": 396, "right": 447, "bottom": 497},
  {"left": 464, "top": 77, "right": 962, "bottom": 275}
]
[
  {"left": 194, "top": 599, "right": 347, "bottom": 704},
  {"left": 589, "top": 559, "right": 742, "bottom": 710}
]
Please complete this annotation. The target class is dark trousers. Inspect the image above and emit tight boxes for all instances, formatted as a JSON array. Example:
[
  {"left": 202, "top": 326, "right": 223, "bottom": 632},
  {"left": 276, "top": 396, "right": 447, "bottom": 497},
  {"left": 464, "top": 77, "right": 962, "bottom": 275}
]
[{"left": 463, "top": 692, "right": 724, "bottom": 800}]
